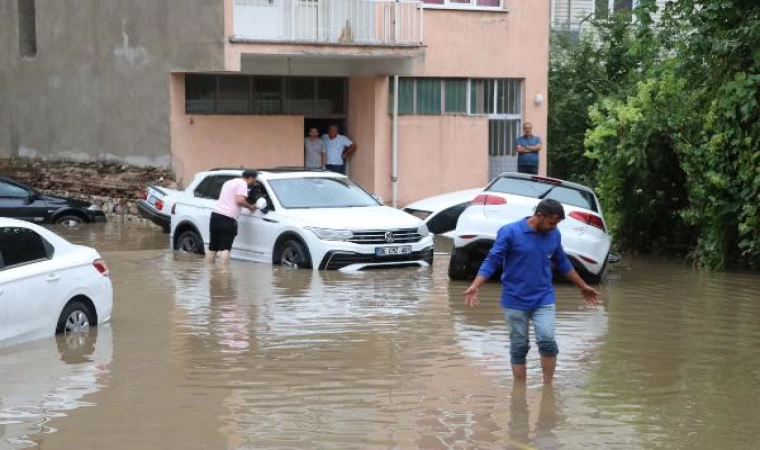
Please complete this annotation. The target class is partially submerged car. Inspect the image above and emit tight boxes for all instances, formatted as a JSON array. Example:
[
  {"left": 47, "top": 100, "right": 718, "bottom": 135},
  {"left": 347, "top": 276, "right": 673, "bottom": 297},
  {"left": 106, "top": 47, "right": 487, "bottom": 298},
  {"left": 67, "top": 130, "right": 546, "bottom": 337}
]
[
  {"left": 403, "top": 188, "right": 483, "bottom": 234},
  {"left": 0, "top": 176, "right": 106, "bottom": 226},
  {"left": 0, "top": 218, "right": 113, "bottom": 346},
  {"left": 170, "top": 168, "right": 434, "bottom": 271},
  {"left": 445, "top": 173, "right": 612, "bottom": 284}
]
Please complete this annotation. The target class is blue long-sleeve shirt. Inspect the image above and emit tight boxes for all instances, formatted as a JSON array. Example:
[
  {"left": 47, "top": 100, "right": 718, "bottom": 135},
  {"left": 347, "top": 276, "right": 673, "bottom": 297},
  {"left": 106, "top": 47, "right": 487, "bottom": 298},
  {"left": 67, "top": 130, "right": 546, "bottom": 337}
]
[{"left": 477, "top": 218, "right": 574, "bottom": 311}]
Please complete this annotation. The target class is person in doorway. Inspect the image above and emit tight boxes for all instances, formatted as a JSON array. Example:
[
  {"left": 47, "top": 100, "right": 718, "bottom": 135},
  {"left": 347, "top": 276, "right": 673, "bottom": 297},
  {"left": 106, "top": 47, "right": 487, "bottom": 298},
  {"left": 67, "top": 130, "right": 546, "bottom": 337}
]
[
  {"left": 205, "top": 170, "right": 259, "bottom": 265},
  {"left": 515, "top": 122, "right": 542, "bottom": 175},
  {"left": 304, "top": 127, "right": 327, "bottom": 169},
  {"left": 322, "top": 124, "right": 356, "bottom": 174},
  {"left": 464, "top": 199, "right": 600, "bottom": 385}
]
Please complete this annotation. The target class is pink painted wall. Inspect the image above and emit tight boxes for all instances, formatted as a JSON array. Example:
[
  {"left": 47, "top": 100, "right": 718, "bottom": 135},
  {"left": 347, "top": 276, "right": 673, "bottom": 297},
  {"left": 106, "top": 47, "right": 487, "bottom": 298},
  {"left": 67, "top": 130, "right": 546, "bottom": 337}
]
[
  {"left": 419, "top": 5, "right": 550, "bottom": 172},
  {"left": 347, "top": 78, "right": 378, "bottom": 192},
  {"left": 394, "top": 116, "right": 489, "bottom": 206},
  {"left": 169, "top": 74, "right": 304, "bottom": 185}
]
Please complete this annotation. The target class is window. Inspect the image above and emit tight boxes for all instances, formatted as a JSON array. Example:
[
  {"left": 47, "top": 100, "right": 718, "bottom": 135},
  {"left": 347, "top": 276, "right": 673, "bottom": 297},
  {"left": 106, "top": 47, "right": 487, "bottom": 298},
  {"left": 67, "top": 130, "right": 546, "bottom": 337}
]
[
  {"left": 471, "top": 79, "right": 522, "bottom": 115},
  {"left": 18, "top": 0, "right": 37, "bottom": 58},
  {"left": 390, "top": 78, "right": 470, "bottom": 116},
  {"left": 426, "top": 202, "right": 471, "bottom": 234},
  {"left": 595, "top": 0, "right": 609, "bottom": 17},
  {"left": 489, "top": 119, "right": 521, "bottom": 158},
  {"left": 416, "top": 79, "right": 442, "bottom": 115},
  {"left": 185, "top": 75, "right": 347, "bottom": 116},
  {"left": 185, "top": 74, "right": 216, "bottom": 114},
  {"left": 0, "top": 227, "right": 53, "bottom": 270},
  {"left": 487, "top": 177, "right": 599, "bottom": 212},
  {"left": 194, "top": 176, "right": 235, "bottom": 199},
  {"left": 444, "top": 79, "right": 467, "bottom": 114},
  {"left": 421, "top": 0, "right": 502, "bottom": 9},
  {"left": 0, "top": 180, "right": 30, "bottom": 198},
  {"left": 268, "top": 178, "right": 378, "bottom": 209},
  {"left": 218, "top": 76, "right": 250, "bottom": 114}
]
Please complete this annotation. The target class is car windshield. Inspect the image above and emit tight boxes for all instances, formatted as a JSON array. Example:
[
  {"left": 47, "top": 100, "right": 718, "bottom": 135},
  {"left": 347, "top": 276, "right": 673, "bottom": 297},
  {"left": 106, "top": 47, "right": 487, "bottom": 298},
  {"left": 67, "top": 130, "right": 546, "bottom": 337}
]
[
  {"left": 268, "top": 177, "right": 379, "bottom": 209},
  {"left": 487, "top": 177, "right": 598, "bottom": 212}
]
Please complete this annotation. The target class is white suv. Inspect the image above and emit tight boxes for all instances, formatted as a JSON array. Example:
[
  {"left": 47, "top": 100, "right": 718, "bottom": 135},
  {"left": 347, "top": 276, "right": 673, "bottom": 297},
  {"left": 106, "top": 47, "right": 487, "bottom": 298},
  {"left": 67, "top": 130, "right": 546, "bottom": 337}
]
[
  {"left": 446, "top": 173, "right": 612, "bottom": 283},
  {"left": 170, "top": 169, "right": 434, "bottom": 271}
]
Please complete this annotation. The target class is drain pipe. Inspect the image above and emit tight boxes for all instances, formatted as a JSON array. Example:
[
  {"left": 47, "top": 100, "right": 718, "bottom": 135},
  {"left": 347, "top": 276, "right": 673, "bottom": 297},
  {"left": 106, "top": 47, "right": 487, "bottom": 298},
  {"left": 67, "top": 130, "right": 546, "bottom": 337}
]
[{"left": 392, "top": 74, "right": 399, "bottom": 208}]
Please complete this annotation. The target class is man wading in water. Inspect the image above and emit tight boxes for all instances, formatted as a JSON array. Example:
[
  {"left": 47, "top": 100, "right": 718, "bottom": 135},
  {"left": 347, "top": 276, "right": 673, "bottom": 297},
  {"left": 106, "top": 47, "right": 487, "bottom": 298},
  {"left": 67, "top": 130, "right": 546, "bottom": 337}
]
[{"left": 464, "top": 199, "right": 600, "bottom": 385}]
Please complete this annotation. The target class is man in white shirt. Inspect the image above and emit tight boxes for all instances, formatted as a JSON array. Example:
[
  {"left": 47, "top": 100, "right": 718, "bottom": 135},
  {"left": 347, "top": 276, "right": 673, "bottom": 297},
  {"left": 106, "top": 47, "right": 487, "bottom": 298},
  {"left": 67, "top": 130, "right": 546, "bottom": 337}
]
[{"left": 322, "top": 124, "right": 357, "bottom": 174}]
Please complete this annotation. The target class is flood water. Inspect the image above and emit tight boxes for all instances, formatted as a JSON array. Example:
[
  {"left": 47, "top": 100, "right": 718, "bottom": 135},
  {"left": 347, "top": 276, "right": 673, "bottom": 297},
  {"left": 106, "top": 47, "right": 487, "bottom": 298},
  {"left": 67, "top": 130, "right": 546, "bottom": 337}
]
[{"left": 2, "top": 220, "right": 760, "bottom": 449}]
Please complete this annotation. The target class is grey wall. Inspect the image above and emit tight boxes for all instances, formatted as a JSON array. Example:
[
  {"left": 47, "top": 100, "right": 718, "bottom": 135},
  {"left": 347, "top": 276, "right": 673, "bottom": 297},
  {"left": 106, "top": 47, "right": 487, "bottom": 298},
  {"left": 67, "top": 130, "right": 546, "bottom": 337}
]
[{"left": 0, "top": 0, "right": 226, "bottom": 167}]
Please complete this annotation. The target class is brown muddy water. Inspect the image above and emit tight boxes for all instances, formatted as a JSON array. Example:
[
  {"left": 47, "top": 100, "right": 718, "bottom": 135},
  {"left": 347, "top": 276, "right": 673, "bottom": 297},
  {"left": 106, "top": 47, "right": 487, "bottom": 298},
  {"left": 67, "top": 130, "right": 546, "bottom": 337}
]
[{"left": 2, "top": 220, "right": 760, "bottom": 450}]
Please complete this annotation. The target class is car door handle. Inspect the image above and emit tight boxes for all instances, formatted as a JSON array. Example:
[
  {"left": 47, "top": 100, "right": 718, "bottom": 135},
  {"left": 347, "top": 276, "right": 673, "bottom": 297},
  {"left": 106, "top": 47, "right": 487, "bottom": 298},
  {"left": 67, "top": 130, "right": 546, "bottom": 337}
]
[
  {"left": 262, "top": 218, "right": 278, "bottom": 223},
  {"left": 46, "top": 274, "right": 60, "bottom": 282}
]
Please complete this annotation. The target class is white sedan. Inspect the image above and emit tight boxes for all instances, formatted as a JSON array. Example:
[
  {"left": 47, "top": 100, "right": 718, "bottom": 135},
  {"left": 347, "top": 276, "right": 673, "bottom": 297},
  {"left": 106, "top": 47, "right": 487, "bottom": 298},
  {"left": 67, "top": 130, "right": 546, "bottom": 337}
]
[
  {"left": 403, "top": 188, "right": 483, "bottom": 234},
  {"left": 446, "top": 173, "right": 612, "bottom": 284},
  {"left": 0, "top": 218, "right": 113, "bottom": 347},
  {"left": 170, "top": 169, "right": 435, "bottom": 271}
]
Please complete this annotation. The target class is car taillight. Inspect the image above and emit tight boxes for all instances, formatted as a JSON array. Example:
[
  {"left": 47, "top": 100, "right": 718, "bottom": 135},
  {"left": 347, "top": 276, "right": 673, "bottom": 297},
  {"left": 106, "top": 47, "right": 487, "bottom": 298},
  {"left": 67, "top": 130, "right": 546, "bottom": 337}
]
[
  {"left": 569, "top": 211, "right": 606, "bottom": 232},
  {"left": 140, "top": 190, "right": 148, "bottom": 200},
  {"left": 93, "top": 259, "right": 110, "bottom": 277},
  {"left": 155, "top": 199, "right": 164, "bottom": 211},
  {"left": 171, "top": 204, "right": 177, "bottom": 215},
  {"left": 472, "top": 194, "right": 507, "bottom": 206}
]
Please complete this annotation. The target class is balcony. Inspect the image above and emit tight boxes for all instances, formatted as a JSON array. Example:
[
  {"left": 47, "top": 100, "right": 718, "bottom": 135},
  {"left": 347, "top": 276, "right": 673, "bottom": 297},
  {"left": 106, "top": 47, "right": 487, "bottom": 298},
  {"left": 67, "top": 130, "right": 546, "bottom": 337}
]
[{"left": 231, "top": 0, "right": 424, "bottom": 46}]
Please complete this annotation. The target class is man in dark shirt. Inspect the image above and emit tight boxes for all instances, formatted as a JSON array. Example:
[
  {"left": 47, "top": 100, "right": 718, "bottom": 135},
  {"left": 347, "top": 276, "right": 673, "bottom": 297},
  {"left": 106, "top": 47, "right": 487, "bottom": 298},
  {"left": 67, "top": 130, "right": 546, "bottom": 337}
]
[
  {"left": 515, "top": 122, "right": 542, "bottom": 175},
  {"left": 464, "top": 199, "right": 599, "bottom": 385}
]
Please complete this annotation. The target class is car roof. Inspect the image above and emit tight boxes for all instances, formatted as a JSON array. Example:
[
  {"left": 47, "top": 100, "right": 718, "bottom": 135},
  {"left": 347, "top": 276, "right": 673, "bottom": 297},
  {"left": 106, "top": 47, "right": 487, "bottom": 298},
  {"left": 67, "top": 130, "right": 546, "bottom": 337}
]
[
  {"left": 0, "top": 218, "right": 72, "bottom": 247},
  {"left": 404, "top": 188, "right": 484, "bottom": 212},
  {"left": 494, "top": 172, "right": 596, "bottom": 194},
  {"left": 195, "top": 167, "right": 348, "bottom": 181}
]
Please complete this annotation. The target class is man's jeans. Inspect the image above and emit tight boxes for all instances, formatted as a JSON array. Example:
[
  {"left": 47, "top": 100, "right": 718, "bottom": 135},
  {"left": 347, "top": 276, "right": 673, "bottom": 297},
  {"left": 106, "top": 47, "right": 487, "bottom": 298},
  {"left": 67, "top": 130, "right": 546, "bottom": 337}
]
[
  {"left": 326, "top": 164, "right": 345, "bottom": 174},
  {"left": 504, "top": 304, "right": 558, "bottom": 365},
  {"left": 517, "top": 163, "right": 538, "bottom": 175}
]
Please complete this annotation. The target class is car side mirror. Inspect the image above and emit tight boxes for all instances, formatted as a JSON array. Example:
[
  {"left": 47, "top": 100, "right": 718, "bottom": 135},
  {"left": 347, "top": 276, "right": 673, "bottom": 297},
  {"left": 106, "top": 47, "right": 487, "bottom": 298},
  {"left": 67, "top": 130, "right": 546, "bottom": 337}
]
[{"left": 24, "top": 191, "right": 39, "bottom": 205}]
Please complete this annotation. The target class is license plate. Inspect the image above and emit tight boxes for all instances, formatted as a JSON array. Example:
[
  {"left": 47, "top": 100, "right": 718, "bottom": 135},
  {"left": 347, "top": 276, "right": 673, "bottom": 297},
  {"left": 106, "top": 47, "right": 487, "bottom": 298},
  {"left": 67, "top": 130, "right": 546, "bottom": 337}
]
[
  {"left": 375, "top": 245, "right": 412, "bottom": 256},
  {"left": 147, "top": 194, "right": 158, "bottom": 206}
]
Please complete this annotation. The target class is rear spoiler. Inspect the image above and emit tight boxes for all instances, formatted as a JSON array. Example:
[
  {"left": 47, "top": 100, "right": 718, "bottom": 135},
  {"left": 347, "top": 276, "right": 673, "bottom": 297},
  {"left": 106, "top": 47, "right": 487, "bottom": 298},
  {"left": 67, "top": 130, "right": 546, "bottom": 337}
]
[{"left": 147, "top": 185, "right": 168, "bottom": 196}]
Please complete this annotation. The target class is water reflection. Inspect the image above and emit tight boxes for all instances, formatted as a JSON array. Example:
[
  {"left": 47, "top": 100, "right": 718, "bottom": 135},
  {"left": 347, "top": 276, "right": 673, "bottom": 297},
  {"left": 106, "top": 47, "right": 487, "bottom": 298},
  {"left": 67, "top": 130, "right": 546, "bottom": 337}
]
[
  {"left": 0, "top": 326, "right": 112, "bottom": 449},
  {"left": 8, "top": 223, "right": 760, "bottom": 449}
]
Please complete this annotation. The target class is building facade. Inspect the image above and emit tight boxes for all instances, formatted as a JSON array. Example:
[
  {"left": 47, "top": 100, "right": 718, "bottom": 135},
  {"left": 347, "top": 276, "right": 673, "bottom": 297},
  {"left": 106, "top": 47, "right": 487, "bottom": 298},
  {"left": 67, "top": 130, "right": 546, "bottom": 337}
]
[
  {"left": 1, "top": 0, "right": 549, "bottom": 206},
  {"left": 550, "top": 0, "right": 670, "bottom": 40}
]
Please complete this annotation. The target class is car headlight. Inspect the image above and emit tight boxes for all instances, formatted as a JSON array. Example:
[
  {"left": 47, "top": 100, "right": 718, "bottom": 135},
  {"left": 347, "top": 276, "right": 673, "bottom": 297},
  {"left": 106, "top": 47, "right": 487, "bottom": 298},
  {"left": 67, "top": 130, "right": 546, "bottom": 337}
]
[
  {"left": 87, "top": 204, "right": 102, "bottom": 211},
  {"left": 306, "top": 227, "right": 354, "bottom": 241},
  {"left": 417, "top": 224, "right": 430, "bottom": 237}
]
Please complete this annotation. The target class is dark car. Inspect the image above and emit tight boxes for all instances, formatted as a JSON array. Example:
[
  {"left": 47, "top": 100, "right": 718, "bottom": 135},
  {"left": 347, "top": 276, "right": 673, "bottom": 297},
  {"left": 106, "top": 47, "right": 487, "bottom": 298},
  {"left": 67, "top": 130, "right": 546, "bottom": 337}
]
[{"left": 0, "top": 176, "right": 107, "bottom": 226}]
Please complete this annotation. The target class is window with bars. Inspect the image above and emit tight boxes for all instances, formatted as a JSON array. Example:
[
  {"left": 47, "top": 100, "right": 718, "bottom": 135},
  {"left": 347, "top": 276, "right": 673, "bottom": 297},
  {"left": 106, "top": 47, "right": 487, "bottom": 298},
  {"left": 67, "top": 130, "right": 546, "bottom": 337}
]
[
  {"left": 17, "top": 0, "right": 37, "bottom": 58},
  {"left": 391, "top": 78, "right": 522, "bottom": 118},
  {"left": 185, "top": 74, "right": 347, "bottom": 116}
]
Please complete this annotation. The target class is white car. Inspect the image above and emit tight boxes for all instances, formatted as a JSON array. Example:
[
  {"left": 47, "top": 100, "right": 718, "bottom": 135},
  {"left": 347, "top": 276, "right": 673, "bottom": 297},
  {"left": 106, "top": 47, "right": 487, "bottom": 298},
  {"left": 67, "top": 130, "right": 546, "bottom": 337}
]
[
  {"left": 0, "top": 218, "right": 113, "bottom": 346},
  {"left": 445, "top": 173, "right": 612, "bottom": 284},
  {"left": 403, "top": 188, "right": 483, "bottom": 234},
  {"left": 170, "top": 169, "right": 434, "bottom": 271}
]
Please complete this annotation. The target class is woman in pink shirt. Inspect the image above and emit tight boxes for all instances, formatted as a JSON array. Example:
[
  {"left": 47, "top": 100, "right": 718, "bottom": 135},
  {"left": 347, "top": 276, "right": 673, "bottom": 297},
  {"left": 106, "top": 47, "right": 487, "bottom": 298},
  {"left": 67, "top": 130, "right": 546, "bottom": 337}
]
[{"left": 206, "top": 170, "right": 259, "bottom": 264}]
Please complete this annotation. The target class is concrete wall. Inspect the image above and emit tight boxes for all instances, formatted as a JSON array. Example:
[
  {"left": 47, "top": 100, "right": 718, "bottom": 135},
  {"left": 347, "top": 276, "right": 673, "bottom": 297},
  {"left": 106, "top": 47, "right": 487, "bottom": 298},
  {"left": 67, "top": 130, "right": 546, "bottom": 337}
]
[
  {"left": 169, "top": 74, "right": 304, "bottom": 185},
  {"left": 0, "top": 0, "right": 227, "bottom": 167}
]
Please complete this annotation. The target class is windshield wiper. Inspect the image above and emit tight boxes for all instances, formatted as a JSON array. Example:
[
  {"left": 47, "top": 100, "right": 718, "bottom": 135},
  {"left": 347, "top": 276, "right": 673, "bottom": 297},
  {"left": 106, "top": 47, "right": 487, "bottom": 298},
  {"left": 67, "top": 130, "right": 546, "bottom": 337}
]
[{"left": 537, "top": 186, "right": 558, "bottom": 200}]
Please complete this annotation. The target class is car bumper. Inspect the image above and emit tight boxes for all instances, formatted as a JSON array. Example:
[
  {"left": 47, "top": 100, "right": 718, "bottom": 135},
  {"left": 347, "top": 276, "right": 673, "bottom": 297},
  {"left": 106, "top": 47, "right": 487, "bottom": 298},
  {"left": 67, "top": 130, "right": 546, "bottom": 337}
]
[
  {"left": 137, "top": 201, "right": 170, "bottom": 230},
  {"left": 89, "top": 211, "right": 108, "bottom": 223},
  {"left": 307, "top": 235, "right": 435, "bottom": 271}
]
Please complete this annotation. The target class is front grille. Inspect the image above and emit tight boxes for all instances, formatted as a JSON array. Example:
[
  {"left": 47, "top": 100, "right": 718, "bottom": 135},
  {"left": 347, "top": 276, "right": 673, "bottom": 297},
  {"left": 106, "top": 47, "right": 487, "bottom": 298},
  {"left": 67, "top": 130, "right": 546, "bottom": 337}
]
[
  {"left": 319, "top": 248, "right": 434, "bottom": 270},
  {"left": 347, "top": 228, "right": 422, "bottom": 245}
]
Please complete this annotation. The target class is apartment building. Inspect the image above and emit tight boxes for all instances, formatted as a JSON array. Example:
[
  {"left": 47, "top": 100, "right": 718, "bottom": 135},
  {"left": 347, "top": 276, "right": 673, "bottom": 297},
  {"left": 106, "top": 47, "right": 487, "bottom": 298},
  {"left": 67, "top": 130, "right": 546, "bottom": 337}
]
[
  {"left": 550, "top": 0, "right": 670, "bottom": 40},
  {"left": 0, "top": 0, "right": 549, "bottom": 206}
]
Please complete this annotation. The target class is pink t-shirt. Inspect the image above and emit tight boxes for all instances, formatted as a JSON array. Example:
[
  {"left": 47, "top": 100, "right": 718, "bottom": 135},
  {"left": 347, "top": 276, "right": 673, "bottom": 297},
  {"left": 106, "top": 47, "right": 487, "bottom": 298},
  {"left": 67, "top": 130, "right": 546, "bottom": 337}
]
[{"left": 214, "top": 178, "right": 249, "bottom": 220}]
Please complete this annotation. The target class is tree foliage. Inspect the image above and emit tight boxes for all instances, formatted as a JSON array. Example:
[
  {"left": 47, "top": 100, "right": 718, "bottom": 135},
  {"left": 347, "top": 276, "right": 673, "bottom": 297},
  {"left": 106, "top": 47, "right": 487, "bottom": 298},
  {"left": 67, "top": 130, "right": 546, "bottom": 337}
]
[{"left": 550, "top": 0, "right": 760, "bottom": 269}]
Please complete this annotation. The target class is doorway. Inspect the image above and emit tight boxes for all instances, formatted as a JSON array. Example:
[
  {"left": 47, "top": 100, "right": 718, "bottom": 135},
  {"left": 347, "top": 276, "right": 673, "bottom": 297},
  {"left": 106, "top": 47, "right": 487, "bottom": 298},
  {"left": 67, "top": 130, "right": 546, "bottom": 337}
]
[{"left": 303, "top": 118, "right": 347, "bottom": 168}]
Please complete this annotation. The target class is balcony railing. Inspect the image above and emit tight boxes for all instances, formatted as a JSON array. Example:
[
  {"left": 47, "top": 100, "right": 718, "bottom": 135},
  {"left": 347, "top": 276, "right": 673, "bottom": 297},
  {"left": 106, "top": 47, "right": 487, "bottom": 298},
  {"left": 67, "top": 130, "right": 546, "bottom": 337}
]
[{"left": 232, "top": 0, "right": 423, "bottom": 46}]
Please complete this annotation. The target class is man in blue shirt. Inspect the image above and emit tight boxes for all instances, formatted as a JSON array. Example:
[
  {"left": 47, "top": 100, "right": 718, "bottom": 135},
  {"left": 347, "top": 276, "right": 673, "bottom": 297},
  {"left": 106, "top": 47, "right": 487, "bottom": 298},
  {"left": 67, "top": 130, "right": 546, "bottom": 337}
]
[
  {"left": 515, "top": 122, "right": 542, "bottom": 175},
  {"left": 464, "top": 199, "right": 599, "bottom": 385}
]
